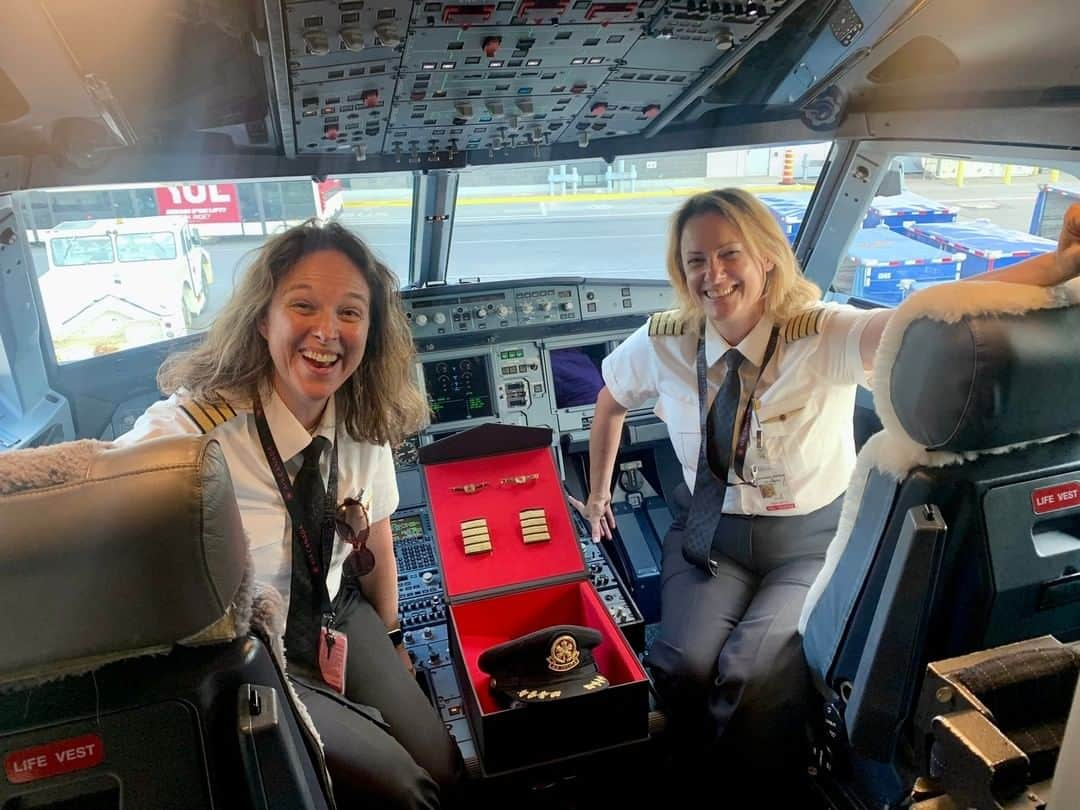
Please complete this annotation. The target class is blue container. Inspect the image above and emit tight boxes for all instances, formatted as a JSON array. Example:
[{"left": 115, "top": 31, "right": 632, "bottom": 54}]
[
  {"left": 904, "top": 221, "right": 1055, "bottom": 278},
  {"left": 759, "top": 190, "right": 959, "bottom": 246},
  {"left": 758, "top": 192, "right": 812, "bottom": 244},
  {"left": 1030, "top": 184, "right": 1080, "bottom": 239},
  {"left": 846, "top": 227, "right": 965, "bottom": 306},
  {"left": 864, "top": 191, "right": 959, "bottom": 232}
]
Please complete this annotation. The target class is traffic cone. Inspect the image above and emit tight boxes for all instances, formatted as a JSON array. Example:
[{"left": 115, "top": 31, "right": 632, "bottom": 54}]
[{"left": 780, "top": 149, "right": 796, "bottom": 185}]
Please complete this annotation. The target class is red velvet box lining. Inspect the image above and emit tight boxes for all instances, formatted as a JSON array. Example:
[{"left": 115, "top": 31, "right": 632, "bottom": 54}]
[
  {"left": 451, "top": 581, "right": 646, "bottom": 714},
  {"left": 423, "top": 447, "right": 582, "bottom": 599}
]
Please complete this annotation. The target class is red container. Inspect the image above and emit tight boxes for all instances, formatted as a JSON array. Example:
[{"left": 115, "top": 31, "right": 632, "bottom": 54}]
[{"left": 419, "top": 424, "right": 649, "bottom": 774}]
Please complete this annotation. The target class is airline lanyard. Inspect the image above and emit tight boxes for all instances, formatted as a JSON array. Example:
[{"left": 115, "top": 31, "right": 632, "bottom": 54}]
[
  {"left": 253, "top": 395, "right": 339, "bottom": 620},
  {"left": 695, "top": 325, "right": 780, "bottom": 483}
]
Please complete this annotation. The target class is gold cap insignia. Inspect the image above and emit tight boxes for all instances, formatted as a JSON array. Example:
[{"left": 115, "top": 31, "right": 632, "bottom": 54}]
[{"left": 546, "top": 634, "right": 581, "bottom": 672}]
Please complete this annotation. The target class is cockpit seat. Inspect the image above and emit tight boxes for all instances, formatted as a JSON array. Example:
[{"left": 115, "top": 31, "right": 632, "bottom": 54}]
[
  {"left": 798, "top": 281, "right": 1080, "bottom": 807},
  {"left": 0, "top": 435, "right": 333, "bottom": 810}
]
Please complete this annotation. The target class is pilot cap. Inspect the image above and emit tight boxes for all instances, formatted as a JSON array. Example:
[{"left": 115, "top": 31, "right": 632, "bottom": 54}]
[{"left": 477, "top": 624, "right": 609, "bottom": 704}]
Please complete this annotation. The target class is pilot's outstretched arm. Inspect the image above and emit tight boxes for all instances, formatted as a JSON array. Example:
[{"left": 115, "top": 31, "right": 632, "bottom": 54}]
[{"left": 856, "top": 202, "right": 1080, "bottom": 375}]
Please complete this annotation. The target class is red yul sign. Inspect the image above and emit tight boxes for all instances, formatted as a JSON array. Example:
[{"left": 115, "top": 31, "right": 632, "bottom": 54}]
[{"left": 154, "top": 183, "right": 241, "bottom": 224}]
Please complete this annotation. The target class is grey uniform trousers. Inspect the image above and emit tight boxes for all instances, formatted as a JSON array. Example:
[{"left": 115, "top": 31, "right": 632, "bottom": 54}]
[
  {"left": 292, "top": 587, "right": 462, "bottom": 810},
  {"left": 645, "top": 484, "right": 842, "bottom": 776}
]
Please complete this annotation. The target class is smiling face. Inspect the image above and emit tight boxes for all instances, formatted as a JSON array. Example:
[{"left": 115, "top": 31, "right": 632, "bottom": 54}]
[
  {"left": 680, "top": 211, "right": 773, "bottom": 344},
  {"left": 258, "top": 249, "right": 371, "bottom": 429}
]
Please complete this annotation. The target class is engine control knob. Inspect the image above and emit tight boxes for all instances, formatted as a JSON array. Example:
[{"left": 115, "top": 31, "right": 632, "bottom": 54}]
[
  {"left": 433, "top": 312, "right": 447, "bottom": 325},
  {"left": 421, "top": 571, "right": 434, "bottom": 583},
  {"left": 414, "top": 313, "right": 429, "bottom": 326},
  {"left": 519, "top": 303, "right": 534, "bottom": 314},
  {"left": 303, "top": 29, "right": 330, "bottom": 55},
  {"left": 538, "top": 301, "right": 552, "bottom": 312},
  {"left": 374, "top": 22, "right": 401, "bottom": 46},
  {"left": 560, "top": 301, "right": 573, "bottom": 311},
  {"left": 474, "top": 308, "right": 487, "bottom": 319},
  {"left": 340, "top": 26, "right": 364, "bottom": 51},
  {"left": 423, "top": 627, "right": 435, "bottom": 640},
  {"left": 495, "top": 305, "right": 510, "bottom": 318}
]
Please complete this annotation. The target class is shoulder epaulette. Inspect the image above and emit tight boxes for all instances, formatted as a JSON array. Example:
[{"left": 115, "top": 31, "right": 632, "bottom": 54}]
[
  {"left": 177, "top": 394, "right": 239, "bottom": 435},
  {"left": 783, "top": 307, "right": 826, "bottom": 344},
  {"left": 647, "top": 309, "right": 686, "bottom": 337}
]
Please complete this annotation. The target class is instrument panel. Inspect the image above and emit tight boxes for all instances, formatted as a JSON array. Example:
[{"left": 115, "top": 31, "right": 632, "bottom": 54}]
[
  {"left": 402, "top": 278, "right": 670, "bottom": 339},
  {"left": 406, "top": 277, "right": 672, "bottom": 436}
]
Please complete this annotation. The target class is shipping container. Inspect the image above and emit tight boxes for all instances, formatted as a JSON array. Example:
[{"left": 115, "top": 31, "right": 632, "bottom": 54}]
[{"left": 905, "top": 220, "right": 1055, "bottom": 278}]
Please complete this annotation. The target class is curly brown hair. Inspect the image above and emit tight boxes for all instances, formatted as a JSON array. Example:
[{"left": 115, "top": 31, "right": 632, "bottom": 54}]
[{"left": 158, "top": 219, "right": 429, "bottom": 445}]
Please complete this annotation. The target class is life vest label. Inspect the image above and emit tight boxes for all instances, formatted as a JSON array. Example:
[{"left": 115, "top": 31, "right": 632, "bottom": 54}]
[
  {"left": 3, "top": 733, "right": 105, "bottom": 784},
  {"left": 1032, "top": 481, "right": 1080, "bottom": 515}
]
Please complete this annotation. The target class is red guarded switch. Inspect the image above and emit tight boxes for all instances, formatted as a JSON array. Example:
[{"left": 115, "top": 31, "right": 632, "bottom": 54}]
[
  {"left": 362, "top": 89, "right": 380, "bottom": 108},
  {"left": 590, "top": 102, "right": 608, "bottom": 116},
  {"left": 483, "top": 36, "right": 502, "bottom": 57},
  {"left": 642, "top": 103, "right": 661, "bottom": 119}
]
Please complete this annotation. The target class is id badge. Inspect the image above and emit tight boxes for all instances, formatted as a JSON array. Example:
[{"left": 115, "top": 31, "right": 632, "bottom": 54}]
[
  {"left": 752, "top": 461, "right": 797, "bottom": 512},
  {"left": 319, "top": 626, "right": 348, "bottom": 694}
]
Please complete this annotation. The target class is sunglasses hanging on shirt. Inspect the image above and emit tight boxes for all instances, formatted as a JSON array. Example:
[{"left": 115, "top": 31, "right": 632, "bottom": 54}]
[{"left": 336, "top": 495, "right": 374, "bottom": 578}]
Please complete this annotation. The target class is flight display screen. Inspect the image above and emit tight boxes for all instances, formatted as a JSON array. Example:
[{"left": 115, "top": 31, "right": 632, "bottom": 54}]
[
  {"left": 422, "top": 354, "right": 494, "bottom": 423},
  {"left": 550, "top": 343, "right": 608, "bottom": 409},
  {"left": 391, "top": 514, "right": 425, "bottom": 544}
]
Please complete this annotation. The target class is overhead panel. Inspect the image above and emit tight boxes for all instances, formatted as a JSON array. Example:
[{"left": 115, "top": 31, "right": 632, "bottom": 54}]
[
  {"left": 284, "top": 0, "right": 412, "bottom": 157},
  {"left": 280, "top": 0, "right": 795, "bottom": 159},
  {"left": 393, "top": 23, "right": 638, "bottom": 153}
]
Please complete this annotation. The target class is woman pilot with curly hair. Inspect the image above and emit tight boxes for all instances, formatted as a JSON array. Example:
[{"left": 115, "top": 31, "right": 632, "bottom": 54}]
[{"left": 117, "top": 220, "right": 459, "bottom": 809}]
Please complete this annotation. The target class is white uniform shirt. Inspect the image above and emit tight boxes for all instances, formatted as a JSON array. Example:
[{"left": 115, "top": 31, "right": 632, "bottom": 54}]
[
  {"left": 602, "top": 303, "right": 878, "bottom": 516},
  {"left": 114, "top": 381, "right": 399, "bottom": 612}
]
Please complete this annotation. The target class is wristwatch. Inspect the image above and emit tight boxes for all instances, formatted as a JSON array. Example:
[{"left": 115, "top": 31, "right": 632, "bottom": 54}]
[{"left": 387, "top": 626, "right": 404, "bottom": 648}]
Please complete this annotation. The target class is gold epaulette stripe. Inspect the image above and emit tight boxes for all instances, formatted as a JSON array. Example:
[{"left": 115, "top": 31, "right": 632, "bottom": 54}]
[
  {"left": 647, "top": 309, "right": 686, "bottom": 337},
  {"left": 177, "top": 395, "right": 237, "bottom": 435},
  {"left": 784, "top": 308, "right": 825, "bottom": 343}
]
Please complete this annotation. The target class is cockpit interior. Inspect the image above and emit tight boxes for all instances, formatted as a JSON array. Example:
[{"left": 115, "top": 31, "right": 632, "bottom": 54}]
[{"left": 3, "top": 1, "right": 1080, "bottom": 808}]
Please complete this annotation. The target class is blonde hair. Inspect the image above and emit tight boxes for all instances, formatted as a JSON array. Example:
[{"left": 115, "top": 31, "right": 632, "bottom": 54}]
[
  {"left": 665, "top": 188, "right": 821, "bottom": 330},
  {"left": 158, "top": 219, "right": 429, "bottom": 445}
]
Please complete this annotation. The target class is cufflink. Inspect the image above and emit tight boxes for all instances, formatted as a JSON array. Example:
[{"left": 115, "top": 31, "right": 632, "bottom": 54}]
[
  {"left": 501, "top": 473, "right": 539, "bottom": 487},
  {"left": 519, "top": 508, "right": 550, "bottom": 544},
  {"left": 461, "top": 518, "right": 492, "bottom": 555},
  {"left": 451, "top": 481, "right": 488, "bottom": 495}
]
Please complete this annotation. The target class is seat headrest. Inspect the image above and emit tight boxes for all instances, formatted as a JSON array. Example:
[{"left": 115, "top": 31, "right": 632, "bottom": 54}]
[
  {"left": 874, "top": 281, "right": 1080, "bottom": 453},
  {"left": 0, "top": 435, "right": 249, "bottom": 688}
]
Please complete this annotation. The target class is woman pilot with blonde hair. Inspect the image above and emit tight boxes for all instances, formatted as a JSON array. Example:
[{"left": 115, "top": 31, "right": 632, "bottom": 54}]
[{"left": 571, "top": 187, "right": 1080, "bottom": 795}]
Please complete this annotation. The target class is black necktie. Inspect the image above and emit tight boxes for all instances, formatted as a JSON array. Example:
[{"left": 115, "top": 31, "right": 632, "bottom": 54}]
[
  {"left": 706, "top": 349, "right": 745, "bottom": 478},
  {"left": 284, "top": 436, "right": 330, "bottom": 669},
  {"left": 682, "top": 349, "right": 745, "bottom": 573}
]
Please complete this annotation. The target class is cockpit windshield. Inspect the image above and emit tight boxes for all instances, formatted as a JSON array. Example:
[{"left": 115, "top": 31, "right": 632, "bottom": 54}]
[{"left": 446, "top": 144, "right": 832, "bottom": 282}]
